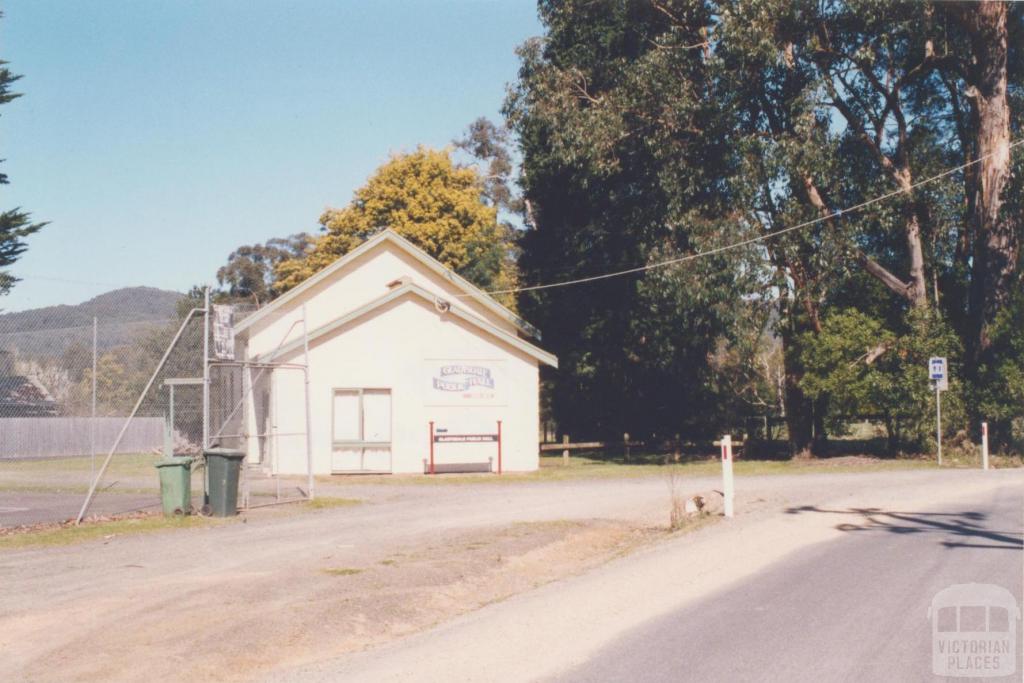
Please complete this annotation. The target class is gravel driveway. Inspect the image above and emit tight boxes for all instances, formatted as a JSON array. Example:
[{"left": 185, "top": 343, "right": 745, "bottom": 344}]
[{"left": 1, "top": 468, "right": 1019, "bottom": 682}]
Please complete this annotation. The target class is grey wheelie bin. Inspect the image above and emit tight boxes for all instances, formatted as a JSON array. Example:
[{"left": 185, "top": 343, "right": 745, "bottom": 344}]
[{"left": 204, "top": 448, "right": 245, "bottom": 517}]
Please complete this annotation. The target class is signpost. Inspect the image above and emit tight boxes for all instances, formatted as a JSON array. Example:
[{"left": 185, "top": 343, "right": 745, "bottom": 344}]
[
  {"left": 428, "top": 420, "right": 503, "bottom": 474},
  {"left": 929, "top": 357, "right": 947, "bottom": 465}
]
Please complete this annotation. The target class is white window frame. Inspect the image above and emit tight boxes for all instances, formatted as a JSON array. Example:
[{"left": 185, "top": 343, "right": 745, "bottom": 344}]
[{"left": 331, "top": 388, "right": 391, "bottom": 447}]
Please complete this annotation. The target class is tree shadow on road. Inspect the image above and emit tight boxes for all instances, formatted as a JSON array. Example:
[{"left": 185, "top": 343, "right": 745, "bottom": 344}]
[{"left": 784, "top": 505, "right": 1023, "bottom": 550}]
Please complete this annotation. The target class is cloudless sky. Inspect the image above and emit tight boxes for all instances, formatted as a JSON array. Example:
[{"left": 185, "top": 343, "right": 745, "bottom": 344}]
[{"left": 1, "top": 1, "right": 543, "bottom": 312}]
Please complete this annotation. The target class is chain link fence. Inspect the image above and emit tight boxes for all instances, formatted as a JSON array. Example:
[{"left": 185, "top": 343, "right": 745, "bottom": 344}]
[{"left": 0, "top": 292, "right": 311, "bottom": 527}]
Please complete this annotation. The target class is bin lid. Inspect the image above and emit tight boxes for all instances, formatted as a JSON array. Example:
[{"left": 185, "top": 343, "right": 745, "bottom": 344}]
[
  {"left": 155, "top": 456, "right": 194, "bottom": 467},
  {"left": 204, "top": 447, "right": 246, "bottom": 459}
]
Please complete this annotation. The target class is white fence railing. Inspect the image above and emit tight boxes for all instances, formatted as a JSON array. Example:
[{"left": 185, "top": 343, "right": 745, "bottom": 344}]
[{"left": 0, "top": 417, "right": 164, "bottom": 460}]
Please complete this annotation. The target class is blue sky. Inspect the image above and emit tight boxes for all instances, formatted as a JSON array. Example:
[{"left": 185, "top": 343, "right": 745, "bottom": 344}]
[{"left": 1, "top": 1, "right": 542, "bottom": 312}]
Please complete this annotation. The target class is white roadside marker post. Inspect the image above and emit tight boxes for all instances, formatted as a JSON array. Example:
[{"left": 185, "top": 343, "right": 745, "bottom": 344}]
[
  {"left": 721, "top": 434, "right": 734, "bottom": 518},
  {"left": 981, "top": 422, "right": 989, "bottom": 471},
  {"left": 929, "top": 357, "right": 948, "bottom": 467}
]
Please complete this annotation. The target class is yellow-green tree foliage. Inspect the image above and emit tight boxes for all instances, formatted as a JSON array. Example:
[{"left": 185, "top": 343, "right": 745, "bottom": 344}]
[{"left": 276, "top": 147, "right": 519, "bottom": 308}]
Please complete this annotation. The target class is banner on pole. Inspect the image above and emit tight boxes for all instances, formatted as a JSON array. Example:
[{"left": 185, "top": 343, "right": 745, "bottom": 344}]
[{"left": 212, "top": 305, "right": 235, "bottom": 360}]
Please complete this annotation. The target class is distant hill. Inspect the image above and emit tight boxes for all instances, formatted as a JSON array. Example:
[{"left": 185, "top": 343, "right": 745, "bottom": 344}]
[{"left": 0, "top": 287, "right": 185, "bottom": 357}]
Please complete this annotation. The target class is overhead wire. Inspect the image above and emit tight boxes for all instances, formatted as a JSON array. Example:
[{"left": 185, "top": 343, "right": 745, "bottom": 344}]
[
  {"left": 13, "top": 140, "right": 1020, "bottom": 303},
  {"left": 465, "top": 138, "right": 1024, "bottom": 298}
]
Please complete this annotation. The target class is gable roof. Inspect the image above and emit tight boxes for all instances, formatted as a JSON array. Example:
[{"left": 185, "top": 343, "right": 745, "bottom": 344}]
[
  {"left": 254, "top": 281, "right": 558, "bottom": 368},
  {"left": 235, "top": 229, "right": 540, "bottom": 339}
]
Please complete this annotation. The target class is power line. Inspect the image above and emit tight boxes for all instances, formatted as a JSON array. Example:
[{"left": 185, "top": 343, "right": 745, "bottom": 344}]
[{"left": 469, "top": 138, "right": 1024, "bottom": 297}]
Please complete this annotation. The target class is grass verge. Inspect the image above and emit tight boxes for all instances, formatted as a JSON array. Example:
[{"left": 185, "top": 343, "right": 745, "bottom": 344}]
[
  {"left": 314, "top": 453, "right": 941, "bottom": 486},
  {"left": 321, "top": 567, "right": 363, "bottom": 576},
  {"left": 0, "top": 514, "right": 229, "bottom": 550},
  {"left": 0, "top": 453, "right": 161, "bottom": 477}
]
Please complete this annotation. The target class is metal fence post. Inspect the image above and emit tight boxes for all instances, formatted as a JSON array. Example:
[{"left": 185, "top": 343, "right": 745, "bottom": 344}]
[
  {"left": 202, "top": 287, "right": 210, "bottom": 451},
  {"left": 76, "top": 308, "right": 203, "bottom": 524}
]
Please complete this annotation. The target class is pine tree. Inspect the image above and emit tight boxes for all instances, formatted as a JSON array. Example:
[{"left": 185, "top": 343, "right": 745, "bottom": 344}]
[{"left": 0, "top": 19, "right": 45, "bottom": 297}]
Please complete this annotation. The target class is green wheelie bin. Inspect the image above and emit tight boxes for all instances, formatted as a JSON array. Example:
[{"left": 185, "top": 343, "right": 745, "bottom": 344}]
[
  {"left": 155, "top": 456, "right": 194, "bottom": 516},
  {"left": 204, "top": 448, "right": 245, "bottom": 517}
]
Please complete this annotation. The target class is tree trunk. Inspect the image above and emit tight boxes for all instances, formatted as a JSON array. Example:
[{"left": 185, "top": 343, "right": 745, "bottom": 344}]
[
  {"left": 954, "top": 2, "right": 1014, "bottom": 365},
  {"left": 783, "top": 372, "right": 814, "bottom": 457},
  {"left": 804, "top": 174, "right": 927, "bottom": 308},
  {"left": 780, "top": 320, "right": 814, "bottom": 457},
  {"left": 883, "top": 411, "right": 898, "bottom": 454},
  {"left": 896, "top": 170, "right": 929, "bottom": 308},
  {"left": 812, "top": 394, "right": 828, "bottom": 453}
]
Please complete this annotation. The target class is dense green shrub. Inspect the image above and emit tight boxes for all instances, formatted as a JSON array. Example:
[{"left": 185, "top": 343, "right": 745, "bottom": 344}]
[{"left": 801, "top": 309, "right": 966, "bottom": 452}]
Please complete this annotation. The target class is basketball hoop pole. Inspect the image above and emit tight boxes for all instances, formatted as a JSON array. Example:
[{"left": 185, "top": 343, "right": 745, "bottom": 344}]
[{"left": 497, "top": 420, "right": 502, "bottom": 475}]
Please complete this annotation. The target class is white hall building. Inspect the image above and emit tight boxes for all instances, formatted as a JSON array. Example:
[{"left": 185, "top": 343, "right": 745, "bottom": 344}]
[{"left": 229, "top": 230, "right": 557, "bottom": 475}]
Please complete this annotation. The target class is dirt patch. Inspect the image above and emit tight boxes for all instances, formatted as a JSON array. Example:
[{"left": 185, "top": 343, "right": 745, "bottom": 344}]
[
  {"left": 0, "top": 510, "right": 158, "bottom": 537},
  {"left": 300, "top": 471, "right": 1023, "bottom": 683},
  {"left": 7, "top": 518, "right": 664, "bottom": 682}
]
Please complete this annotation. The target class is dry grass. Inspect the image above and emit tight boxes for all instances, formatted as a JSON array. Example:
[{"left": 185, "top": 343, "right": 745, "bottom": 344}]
[
  {"left": 321, "top": 567, "right": 363, "bottom": 576},
  {"left": 0, "top": 495, "right": 360, "bottom": 550},
  {"left": 942, "top": 451, "right": 1022, "bottom": 469},
  {"left": 0, "top": 453, "right": 161, "bottom": 477},
  {"left": 0, "top": 453, "right": 188, "bottom": 495},
  {"left": 315, "top": 453, "right": 939, "bottom": 487},
  {"left": 0, "top": 513, "right": 228, "bottom": 550},
  {"left": 303, "top": 496, "right": 362, "bottom": 510}
]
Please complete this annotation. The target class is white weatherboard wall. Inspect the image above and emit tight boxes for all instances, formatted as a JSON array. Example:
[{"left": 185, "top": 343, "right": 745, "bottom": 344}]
[
  {"left": 236, "top": 232, "right": 553, "bottom": 476},
  {"left": 266, "top": 297, "right": 539, "bottom": 474}
]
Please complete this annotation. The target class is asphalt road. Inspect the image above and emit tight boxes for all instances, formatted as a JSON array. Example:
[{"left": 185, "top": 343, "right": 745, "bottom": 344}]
[
  {"left": 557, "top": 484, "right": 1023, "bottom": 683},
  {"left": 0, "top": 490, "right": 166, "bottom": 526}
]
